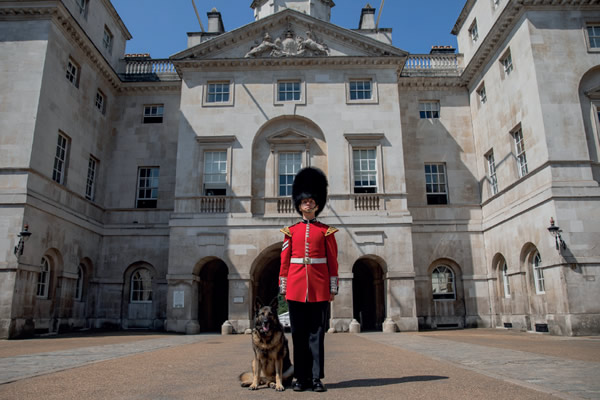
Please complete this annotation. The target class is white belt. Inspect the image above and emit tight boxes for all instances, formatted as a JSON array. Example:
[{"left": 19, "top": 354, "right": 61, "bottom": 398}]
[{"left": 291, "top": 257, "right": 326, "bottom": 264}]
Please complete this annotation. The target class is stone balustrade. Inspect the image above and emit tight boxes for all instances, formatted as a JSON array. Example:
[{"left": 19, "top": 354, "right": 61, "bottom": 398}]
[
  {"left": 198, "top": 196, "right": 228, "bottom": 213},
  {"left": 353, "top": 194, "right": 381, "bottom": 211},
  {"left": 122, "top": 58, "right": 179, "bottom": 81},
  {"left": 402, "top": 54, "right": 463, "bottom": 76}
]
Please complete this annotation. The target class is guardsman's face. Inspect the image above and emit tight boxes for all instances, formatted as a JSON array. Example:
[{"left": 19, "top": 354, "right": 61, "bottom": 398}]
[{"left": 300, "top": 198, "right": 317, "bottom": 213}]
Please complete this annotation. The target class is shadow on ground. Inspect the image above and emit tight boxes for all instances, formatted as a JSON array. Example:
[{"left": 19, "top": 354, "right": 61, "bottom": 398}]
[{"left": 327, "top": 375, "right": 448, "bottom": 389}]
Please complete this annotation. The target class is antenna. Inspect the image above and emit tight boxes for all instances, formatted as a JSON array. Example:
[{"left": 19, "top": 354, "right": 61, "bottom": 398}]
[
  {"left": 191, "top": 0, "right": 205, "bottom": 32},
  {"left": 375, "top": 0, "right": 385, "bottom": 30}
]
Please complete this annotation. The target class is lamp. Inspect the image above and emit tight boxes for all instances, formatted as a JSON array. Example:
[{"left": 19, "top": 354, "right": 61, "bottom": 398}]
[
  {"left": 14, "top": 224, "right": 32, "bottom": 257},
  {"left": 547, "top": 217, "right": 566, "bottom": 252}
]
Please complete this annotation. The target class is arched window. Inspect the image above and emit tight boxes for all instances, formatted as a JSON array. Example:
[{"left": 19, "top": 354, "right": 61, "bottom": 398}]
[
  {"left": 130, "top": 268, "right": 153, "bottom": 302},
  {"left": 502, "top": 261, "right": 511, "bottom": 298},
  {"left": 37, "top": 257, "right": 50, "bottom": 299},
  {"left": 75, "top": 264, "right": 84, "bottom": 301},
  {"left": 532, "top": 251, "right": 545, "bottom": 294},
  {"left": 432, "top": 265, "right": 455, "bottom": 300}
]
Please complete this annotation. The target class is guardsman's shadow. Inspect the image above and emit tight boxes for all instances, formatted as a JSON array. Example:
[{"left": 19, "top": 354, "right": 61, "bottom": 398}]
[{"left": 327, "top": 375, "right": 448, "bottom": 389}]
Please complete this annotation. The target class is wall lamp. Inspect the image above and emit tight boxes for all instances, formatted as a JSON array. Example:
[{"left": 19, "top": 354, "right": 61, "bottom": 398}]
[
  {"left": 547, "top": 217, "right": 566, "bottom": 252},
  {"left": 14, "top": 224, "right": 32, "bottom": 257}
]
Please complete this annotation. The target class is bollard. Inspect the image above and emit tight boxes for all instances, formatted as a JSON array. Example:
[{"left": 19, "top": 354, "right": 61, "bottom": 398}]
[
  {"left": 349, "top": 319, "right": 361, "bottom": 333},
  {"left": 221, "top": 320, "right": 233, "bottom": 335}
]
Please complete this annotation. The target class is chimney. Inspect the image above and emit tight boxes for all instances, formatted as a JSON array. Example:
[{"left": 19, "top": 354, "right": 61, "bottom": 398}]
[
  {"left": 207, "top": 8, "right": 225, "bottom": 33},
  {"left": 430, "top": 46, "right": 456, "bottom": 55},
  {"left": 358, "top": 4, "right": 376, "bottom": 30}
]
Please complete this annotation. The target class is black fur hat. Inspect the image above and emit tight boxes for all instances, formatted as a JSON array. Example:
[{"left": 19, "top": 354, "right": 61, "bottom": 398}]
[{"left": 292, "top": 167, "right": 328, "bottom": 217}]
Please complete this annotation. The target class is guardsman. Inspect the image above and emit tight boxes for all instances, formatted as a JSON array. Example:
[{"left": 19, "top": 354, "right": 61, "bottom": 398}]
[{"left": 279, "top": 167, "right": 338, "bottom": 392}]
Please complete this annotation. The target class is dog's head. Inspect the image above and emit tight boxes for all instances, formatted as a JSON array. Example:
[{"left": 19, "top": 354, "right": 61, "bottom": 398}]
[{"left": 254, "top": 297, "right": 281, "bottom": 336}]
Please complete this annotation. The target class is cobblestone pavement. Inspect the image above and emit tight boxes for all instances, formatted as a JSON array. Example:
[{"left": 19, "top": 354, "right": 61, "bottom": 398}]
[{"left": 0, "top": 329, "right": 598, "bottom": 400}]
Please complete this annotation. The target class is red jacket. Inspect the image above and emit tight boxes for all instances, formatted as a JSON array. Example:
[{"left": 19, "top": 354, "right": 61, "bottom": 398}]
[{"left": 279, "top": 220, "right": 338, "bottom": 302}]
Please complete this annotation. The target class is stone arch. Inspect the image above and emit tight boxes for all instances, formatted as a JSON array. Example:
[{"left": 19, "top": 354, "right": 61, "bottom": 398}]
[
  {"left": 122, "top": 261, "right": 159, "bottom": 329},
  {"left": 423, "top": 258, "right": 466, "bottom": 329},
  {"left": 578, "top": 66, "right": 600, "bottom": 183},
  {"left": 352, "top": 255, "right": 386, "bottom": 331},
  {"left": 250, "top": 115, "right": 329, "bottom": 214},
  {"left": 490, "top": 252, "right": 509, "bottom": 326},
  {"left": 193, "top": 257, "right": 229, "bottom": 333},
  {"left": 249, "top": 243, "right": 282, "bottom": 319}
]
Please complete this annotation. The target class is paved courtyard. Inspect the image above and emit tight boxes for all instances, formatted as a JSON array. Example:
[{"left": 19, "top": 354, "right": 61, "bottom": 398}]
[{"left": 0, "top": 328, "right": 598, "bottom": 399}]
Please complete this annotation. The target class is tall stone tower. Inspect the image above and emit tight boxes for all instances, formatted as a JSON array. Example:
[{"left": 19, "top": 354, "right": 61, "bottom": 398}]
[{"left": 251, "top": 0, "right": 335, "bottom": 21}]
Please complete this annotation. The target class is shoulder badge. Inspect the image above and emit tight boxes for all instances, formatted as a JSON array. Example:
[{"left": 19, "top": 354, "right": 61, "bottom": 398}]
[
  {"left": 325, "top": 226, "right": 338, "bottom": 236},
  {"left": 280, "top": 226, "right": 292, "bottom": 237}
]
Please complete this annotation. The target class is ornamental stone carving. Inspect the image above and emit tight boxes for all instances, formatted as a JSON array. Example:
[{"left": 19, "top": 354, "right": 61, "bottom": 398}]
[{"left": 245, "top": 28, "right": 329, "bottom": 58}]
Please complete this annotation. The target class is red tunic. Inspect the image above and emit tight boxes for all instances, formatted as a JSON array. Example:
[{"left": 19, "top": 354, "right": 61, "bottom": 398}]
[{"left": 279, "top": 220, "right": 338, "bottom": 303}]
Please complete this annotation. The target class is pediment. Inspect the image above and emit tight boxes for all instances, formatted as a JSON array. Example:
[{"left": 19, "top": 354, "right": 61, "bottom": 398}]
[
  {"left": 266, "top": 129, "right": 313, "bottom": 145},
  {"left": 171, "top": 9, "right": 407, "bottom": 62}
]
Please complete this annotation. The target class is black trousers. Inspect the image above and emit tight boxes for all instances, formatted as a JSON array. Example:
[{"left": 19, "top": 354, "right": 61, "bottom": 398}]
[{"left": 287, "top": 300, "right": 329, "bottom": 381}]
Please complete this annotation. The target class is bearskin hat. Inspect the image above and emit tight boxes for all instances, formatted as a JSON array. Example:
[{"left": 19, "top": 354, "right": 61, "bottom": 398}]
[{"left": 292, "top": 167, "right": 328, "bottom": 217}]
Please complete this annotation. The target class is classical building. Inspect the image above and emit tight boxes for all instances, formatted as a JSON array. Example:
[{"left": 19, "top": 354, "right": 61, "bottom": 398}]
[{"left": 1, "top": 0, "right": 599, "bottom": 339}]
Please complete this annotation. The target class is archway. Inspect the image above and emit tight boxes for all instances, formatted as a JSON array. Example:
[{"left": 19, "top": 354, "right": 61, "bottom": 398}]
[
  {"left": 352, "top": 258, "right": 385, "bottom": 331},
  {"left": 198, "top": 259, "right": 229, "bottom": 333},
  {"left": 250, "top": 243, "right": 288, "bottom": 321}
]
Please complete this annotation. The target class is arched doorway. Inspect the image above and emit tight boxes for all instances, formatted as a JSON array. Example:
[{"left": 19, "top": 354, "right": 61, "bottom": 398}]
[
  {"left": 250, "top": 243, "right": 288, "bottom": 321},
  {"left": 198, "top": 259, "right": 229, "bottom": 332},
  {"left": 352, "top": 258, "right": 385, "bottom": 331}
]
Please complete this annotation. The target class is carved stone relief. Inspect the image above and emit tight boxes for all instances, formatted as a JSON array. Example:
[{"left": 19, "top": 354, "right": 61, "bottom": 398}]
[{"left": 245, "top": 26, "right": 329, "bottom": 58}]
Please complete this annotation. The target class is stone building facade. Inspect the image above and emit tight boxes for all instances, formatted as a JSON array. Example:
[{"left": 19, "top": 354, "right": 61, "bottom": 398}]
[{"left": 0, "top": 0, "right": 598, "bottom": 338}]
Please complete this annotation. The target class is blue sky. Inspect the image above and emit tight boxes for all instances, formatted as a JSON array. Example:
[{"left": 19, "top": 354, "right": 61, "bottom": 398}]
[{"left": 111, "top": 0, "right": 465, "bottom": 58}]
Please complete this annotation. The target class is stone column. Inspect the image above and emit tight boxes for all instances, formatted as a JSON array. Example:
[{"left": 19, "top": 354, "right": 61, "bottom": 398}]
[
  {"left": 330, "top": 272, "right": 353, "bottom": 332},
  {"left": 385, "top": 271, "right": 418, "bottom": 332}
]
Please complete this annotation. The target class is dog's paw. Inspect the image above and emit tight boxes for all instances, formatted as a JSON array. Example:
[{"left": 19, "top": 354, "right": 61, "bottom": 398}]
[
  {"left": 274, "top": 384, "right": 285, "bottom": 392},
  {"left": 249, "top": 383, "right": 259, "bottom": 390}
]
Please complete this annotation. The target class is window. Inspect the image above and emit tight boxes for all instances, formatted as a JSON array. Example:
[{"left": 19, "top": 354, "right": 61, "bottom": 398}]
[
  {"left": 532, "top": 251, "right": 545, "bottom": 294},
  {"left": 143, "top": 104, "right": 164, "bottom": 124},
  {"left": 279, "top": 152, "right": 302, "bottom": 196},
  {"left": 493, "top": 0, "right": 501, "bottom": 9},
  {"left": 206, "top": 82, "right": 231, "bottom": 103},
  {"left": 95, "top": 90, "right": 106, "bottom": 114},
  {"left": 203, "top": 151, "right": 227, "bottom": 196},
  {"left": 75, "top": 0, "right": 88, "bottom": 16},
  {"left": 512, "top": 128, "right": 528, "bottom": 178},
  {"left": 501, "top": 50, "right": 513, "bottom": 76},
  {"left": 278, "top": 81, "right": 301, "bottom": 102},
  {"left": 425, "top": 163, "right": 448, "bottom": 205},
  {"left": 85, "top": 156, "right": 98, "bottom": 201},
  {"left": 486, "top": 150, "right": 498, "bottom": 196},
  {"left": 52, "top": 132, "right": 69, "bottom": 184},
  {"left": 130, "top": 268, "right": 153, "bottom": 302},
  {"left": 75, "top": 264, "right": 84, "bottom": 301},
  {"left": 477, "top": 84, "right": 487, "bottom": 105},
  {"left": 432, "top": 266, "right": 455, "bottom": 300},
  {"left": 419, "top": 101, "right": 440, "bottom": 119},
  {"left": 586, "top": 25, "right": 600, "bottom": 49},
  {"left": 66, "top": 58, "right": 80, "bottom": 87},
  {"left": 102, "top": 26, "right": 113, "bottom": 54},
  {"left": 349, "top": 79, "right": 372, "bottom": 101},
  {"left": 37, "top": 257, "right": 50, "bottom": 298},
  {"left": 469, "top": 20, "right": 479, "bottom": 42},
  {"left": 136, "top": 167, "right": 159, "bottom": 208},
  {"left": 353, "top": 149, "right": 377, "bottom": 193},
  {"left": 502, "top": 261, "right": 511, "bottom": 298}
]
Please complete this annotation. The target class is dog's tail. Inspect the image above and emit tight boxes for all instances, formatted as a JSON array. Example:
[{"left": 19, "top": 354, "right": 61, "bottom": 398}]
[{"left": 239, "top": 371, "right": 253, "bottom": 387}]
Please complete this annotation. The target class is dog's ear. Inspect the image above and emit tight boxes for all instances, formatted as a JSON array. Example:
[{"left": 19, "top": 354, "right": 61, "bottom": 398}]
[
  {"left": 269, "top": 296, "right": 279, "bottom": 313},
  {"left": 254, "top": 297, "right": 264, "bottom": 313}
]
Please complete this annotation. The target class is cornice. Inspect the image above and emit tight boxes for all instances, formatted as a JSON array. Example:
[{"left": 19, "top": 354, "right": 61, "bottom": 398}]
[
  {"left": 452, "top": 0, "right": 477, "bottom": 35},
  {"left": 99, "top": 0, "right": 132, "bottom": 40},
  {"left": 397, "top": 76, "right": 467, "bottom": 91},
  {"left": 117, "top": 81, "right": 182, "bottom": 95}
]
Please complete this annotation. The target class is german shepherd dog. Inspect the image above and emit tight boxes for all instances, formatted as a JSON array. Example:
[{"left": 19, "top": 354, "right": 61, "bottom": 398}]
[{"left": 240, "top": 297, "right": 294, "bottom": 391}]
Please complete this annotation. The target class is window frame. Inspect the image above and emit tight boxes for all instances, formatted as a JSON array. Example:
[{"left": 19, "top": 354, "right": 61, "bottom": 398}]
[
  {"left": 275, "top": 79, "right": 305, "bottom": 105},
  {"left": 136, "top": 166, "right": 160, "bottom": 208},
  {"left": 52, "top": 132, "right": 70, "bottom": 185},
  {"left": 85, "top": 155, "right": 98, "bottom": 201},
  {"left": 143, "top": 104, "right": 164, "bottom": 124},
  {"left": 424, "top": 162, "right": 449, "bottom": 205},
  {"left": 75, "top": 264, "right": 84, "bottom": 301},
  {"left": 37, "top": 257, "right": 51, "bottom": 299},
  {"left": 278, "top": 151, "right": 302, "bottom": 196},
  {"left": 512, "top": 126, "right": 528, "bottom": 178},
  {"left": 130, "top": 268, "right": 153, "bottom": 303},
  {"left": 345, "top": 76, "right": 378, "bottom": 104},
  {"left": 502, "top": 261, "right": 511, "bottom": 298},
  {"left": 344, "top": 134, "right": 385, "bottom": 195},
  {"left": 469, "top": 20, "right": 479, "bottom": 42},
  {"left": 75, "top": 0, "right": 88, "bottom": 17},
  {"left": 203, "top": 150, "right": 228, "bottom": 196},
  {"left": 500, "top": 49, "right": 514, "bottom": 77},
  {"left": 203, "top": 80, "right": 234, "bottom": 106},
  {"left": 585, "top": 23, "right": 600, "bottom": 52},
  {"left": 432, "top": 265, "right": 456, "bottom": 301},
  {"left": 352, "top": 148, "right": 378, "bottom": 194},
  {"left": 66, "top": 58, "right": 80, "bottom": 88},
  {"left": 477, "top": 83, "right": 487, "bottom": 105},
  {"left": 419, "top": 101, "right": 440, "bottom": 119},
  {"left": 485, "top": 150, "right": 499, "bottom": 196},
  {"left": 532, "top": 251, "right": 545, "bottom": 294},
  {"left": 95, "top": 89, "right": 106, "bottom": 115},
  {"left": 102, "top": 25, "right": 113, "bottom": 54}
]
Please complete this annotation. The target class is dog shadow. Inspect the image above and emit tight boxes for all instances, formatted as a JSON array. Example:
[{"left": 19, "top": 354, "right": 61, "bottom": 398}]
[{"left": 327, "top": 375, "right": 448, "bottom": 389}]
